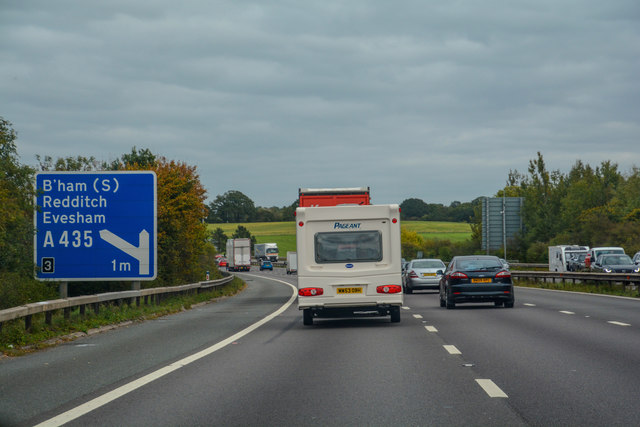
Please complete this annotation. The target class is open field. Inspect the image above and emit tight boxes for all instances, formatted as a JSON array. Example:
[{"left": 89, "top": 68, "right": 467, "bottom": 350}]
[
  {"left": 207, "top": 220, "right": 472, "bottom": 256},
  {"left": 402, "top": 220, "right": 472, "bottom": 243}
]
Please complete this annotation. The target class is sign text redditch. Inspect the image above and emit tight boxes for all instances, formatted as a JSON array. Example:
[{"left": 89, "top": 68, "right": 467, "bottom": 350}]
[
  {"left": 334, "top": 222, "right": 362, "bottom": 229},
  {"left": 41, "top": 178, "right": 110, "bottom": 224}
]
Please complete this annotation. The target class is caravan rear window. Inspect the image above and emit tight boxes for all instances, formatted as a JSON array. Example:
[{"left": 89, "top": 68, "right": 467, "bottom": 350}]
[{"left": 315, "top": 231, "right": 382, "bottom": 263}]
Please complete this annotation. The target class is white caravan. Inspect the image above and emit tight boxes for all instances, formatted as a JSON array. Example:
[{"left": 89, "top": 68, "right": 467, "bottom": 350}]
[
  {"left": 548, "top": 245, "right": 589, "bottom": 272},
  {"left": 296, "top": 204, "right": 403, "bottom": 325}
]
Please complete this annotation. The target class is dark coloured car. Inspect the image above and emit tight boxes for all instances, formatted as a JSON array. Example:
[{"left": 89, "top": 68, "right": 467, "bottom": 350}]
[
  {"left": 592, "top": 254, "right": 639, "bottom": 273},
  {"left": 439, "top": 255, "right": 514, "bottom": 309},
  {"left": 260, "top": 260, "right": 273, "bottom": 271}
]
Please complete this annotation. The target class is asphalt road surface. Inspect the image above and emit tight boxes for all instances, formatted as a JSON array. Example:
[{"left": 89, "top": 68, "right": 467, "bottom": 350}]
[{"left": 2, "top": 269, "right": 639, "bottom": 426}]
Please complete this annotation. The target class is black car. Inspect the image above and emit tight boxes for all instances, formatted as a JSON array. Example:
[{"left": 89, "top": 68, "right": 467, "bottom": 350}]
[
  {"left": 439, "top": 255, "right": 514, "bottom": 309},
  {"left": 592, "top": 254, "right": 639, "bottom": 273}
]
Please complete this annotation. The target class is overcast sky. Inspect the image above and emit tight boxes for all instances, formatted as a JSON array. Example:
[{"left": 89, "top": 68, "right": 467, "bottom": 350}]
[{"left": 2, "top": 1, "right": 639, "bottom": 207}]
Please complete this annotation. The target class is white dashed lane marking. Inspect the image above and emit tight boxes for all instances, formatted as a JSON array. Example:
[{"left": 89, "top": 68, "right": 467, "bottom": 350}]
[
  {"left": 476, "top": 379, "right": 508, "bottom": 398},
  {"left": 412, "top": 309, "right": 509, "bottom": 400},
  {"left": 522, "top": 304, "right": 632, "bottom": 327},
  {"left": 608, "top": 321, "right": 631, "bottom": 326},
  {"left": 443, "top": 345, "right": 461, "bottom": 355}
]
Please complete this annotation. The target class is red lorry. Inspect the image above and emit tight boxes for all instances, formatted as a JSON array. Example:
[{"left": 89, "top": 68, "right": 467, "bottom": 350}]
[{"left": 298, "top": 187, "right": 371, "bottom": 207}]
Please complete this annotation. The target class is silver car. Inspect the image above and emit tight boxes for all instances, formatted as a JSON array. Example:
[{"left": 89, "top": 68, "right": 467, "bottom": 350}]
[{"left": 403, "top": 258, "right": 446, "bottom": 293}]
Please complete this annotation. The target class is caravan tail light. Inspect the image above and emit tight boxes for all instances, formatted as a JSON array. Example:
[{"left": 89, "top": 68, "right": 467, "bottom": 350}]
[
  {"left": 377, "top": 285, "right": 402, "bottom": 294},
  {"left": 299, "top": 288, "right": 323, "bottom": 297},
  {"left": 298, "top": 221, "right": 304, "bottom": 227}
]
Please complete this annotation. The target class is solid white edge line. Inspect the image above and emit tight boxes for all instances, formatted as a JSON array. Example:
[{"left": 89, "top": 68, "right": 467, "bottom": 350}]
[
  {"left": 475, "top": 379, "right": 508, "bottom": 398},
  {"left": 443, "top": 345, "right": 461, "bottom": 355},
  {"left": 35, "top": 275, "right": 297, "bottom": 427}
]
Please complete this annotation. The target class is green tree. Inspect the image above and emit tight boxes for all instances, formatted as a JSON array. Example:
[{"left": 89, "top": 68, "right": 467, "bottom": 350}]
[
  {"left": 1, "top": 117, "right": 57, "bottom": 308},
  {"left": 210, "top": 227, "right": 228, "bottom": 252},
  {"left": 208, "top": 190, "right": 256, "bottom": 223},
  {"left": 254, "top": 207, "right": 276, "bottom": 222},
  {"left": 36, "top": 155, "right": 102, "bottom": 171},
  {"left": 400, "top": 198, "right": 429, "bottom": 220},
  {"left": 525, "top": 152, "right": 566, "bottom": 242},
  {"left": 0, "top": 118, "right": 36, "bottom": 275},
  {"left": 232, "top": 225, "right": 251, "bottom": 238},
  {"left": 107, "top": 146, "right": 156, "bottom": 170},
  {"left": 281, "top": 200, "right": 298, "bottom": 221}
]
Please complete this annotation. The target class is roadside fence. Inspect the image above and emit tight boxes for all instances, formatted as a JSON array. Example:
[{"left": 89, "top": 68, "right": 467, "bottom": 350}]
[{"left": 0, "top": 275, "right": 233, "bottom": 333}]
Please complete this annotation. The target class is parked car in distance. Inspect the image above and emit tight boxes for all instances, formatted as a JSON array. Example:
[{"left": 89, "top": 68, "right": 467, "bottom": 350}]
[
  {"left": 591, "top": 254, "right": 640, "bottom": 273},
  {"left": 260, "top": 260, "right": 273, "bottom": 271},
  {"left": 633, "top": 251, "right": 640, "bottom": 265},
  {"left": 439, "top": 255, "right": 514, "bottom": 309},
  {"left": 403, "top": 258, "right": 446, "bottom": 293}
]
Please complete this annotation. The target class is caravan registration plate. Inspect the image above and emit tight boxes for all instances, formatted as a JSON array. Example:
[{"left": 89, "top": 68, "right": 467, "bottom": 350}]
[{"left": 337, "top": 287, "right": 363, "bottom": 294}]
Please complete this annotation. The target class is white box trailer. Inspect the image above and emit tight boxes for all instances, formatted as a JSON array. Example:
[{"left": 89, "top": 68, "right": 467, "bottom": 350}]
[
  {"left": 286, "top": 251, "right": 297, "bottom": 274},
  {"left": 296, "top": 204, "right": 403, "bottom": 325},
  {"left": 548, "top": 245, "right": 589, "bottom": 272},
  {"left": 226, "top": 238, "right": 251, "bottom": 272}
]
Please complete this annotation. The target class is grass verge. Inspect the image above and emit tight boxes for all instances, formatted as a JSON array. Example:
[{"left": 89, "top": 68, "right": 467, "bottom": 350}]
[{"left": 0, "top": 277, "right": 246, "bottom": 357}]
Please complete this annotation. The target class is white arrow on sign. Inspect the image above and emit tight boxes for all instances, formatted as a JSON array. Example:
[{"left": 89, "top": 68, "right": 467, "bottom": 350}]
[{"left": 99, "top": 229, "right": 150, "bottom": 275}]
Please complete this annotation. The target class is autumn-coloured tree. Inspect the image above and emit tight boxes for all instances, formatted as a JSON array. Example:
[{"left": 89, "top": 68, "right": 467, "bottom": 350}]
[
  {"left": 128, "top": 157, "right": 210, "bottom": 286},
  {"left": 400, "top": 228, "right": 424, "bottom": 260}
]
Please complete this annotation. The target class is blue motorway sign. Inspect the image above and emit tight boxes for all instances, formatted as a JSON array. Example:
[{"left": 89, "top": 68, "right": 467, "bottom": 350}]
[{"left": 34, "top": 171, "right": 157, "bottom": 281}]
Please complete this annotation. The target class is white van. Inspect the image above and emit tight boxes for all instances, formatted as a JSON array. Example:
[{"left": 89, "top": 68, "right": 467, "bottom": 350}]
[{"left": 296, "top": 204, "right": 403, "bottom": 325}]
